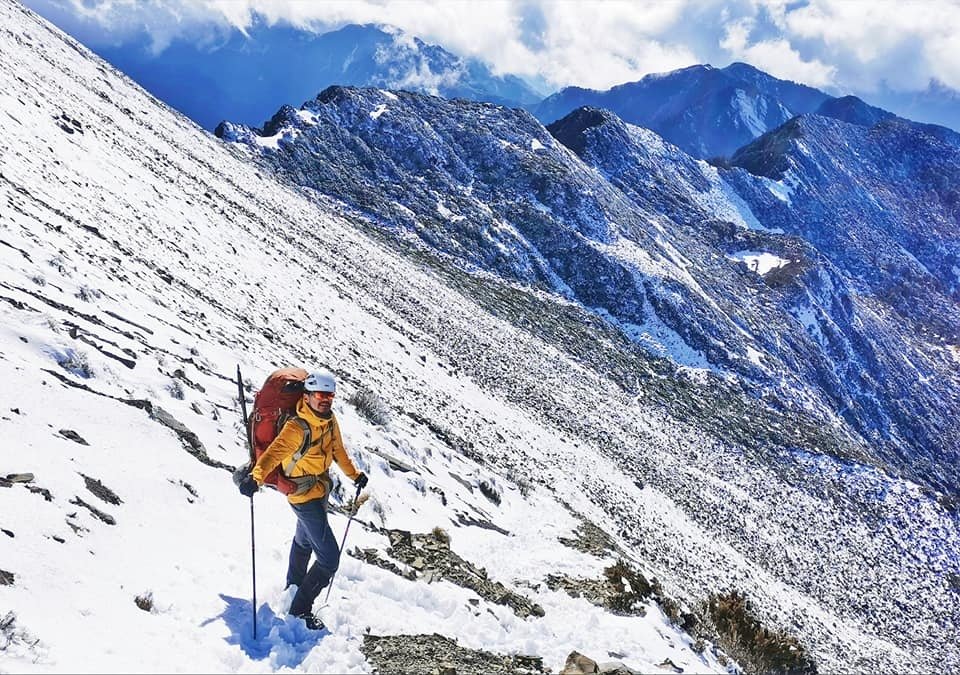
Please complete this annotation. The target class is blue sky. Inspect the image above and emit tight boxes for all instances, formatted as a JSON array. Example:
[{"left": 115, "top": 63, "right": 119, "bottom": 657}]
[{"left": 24, "top": 0, "right": 960, "bottom": 128}]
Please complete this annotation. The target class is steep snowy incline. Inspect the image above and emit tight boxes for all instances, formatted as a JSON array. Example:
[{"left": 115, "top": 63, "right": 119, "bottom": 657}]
[{"left": 0, "top": 5, "right": 730, "bottom": 673}]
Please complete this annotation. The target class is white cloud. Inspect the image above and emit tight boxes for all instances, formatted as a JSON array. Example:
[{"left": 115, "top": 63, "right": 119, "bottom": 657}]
[
  {"left": 219, "top": 0, "right": 701, "bottom": 90},
  {"left": 45, "top": 0, "right": 235, "bottom": 54},
  {"left": 530, "top": 1, "right": 699, "bottom": 88},
  {"left": 23, "top": 0, "right": 960, "bottom": 94},
  {"left": 27, "top": 0, "right": 702, "bottom": 89},
  {"left": 926, "top": 34, "right": 960, "bottom": 92},
  {"left": 720, "top": 17, "right": 837, "bottom": 87},
  {"left": 781, "top": 0, "right": 960, "bottom": 91}
]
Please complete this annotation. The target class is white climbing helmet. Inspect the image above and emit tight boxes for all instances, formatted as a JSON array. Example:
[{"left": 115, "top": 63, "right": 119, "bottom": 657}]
[{"left": 304, "top": 370, "right": 336, "bottom": 394}]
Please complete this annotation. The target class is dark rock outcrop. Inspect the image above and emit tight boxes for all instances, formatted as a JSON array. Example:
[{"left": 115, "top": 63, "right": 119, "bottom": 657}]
[
  {"left": 385, "top": 529, "right": 544, "bottom": 618},
  {"left": 361, "top": 633, "right": 544, "bottom": 675}
]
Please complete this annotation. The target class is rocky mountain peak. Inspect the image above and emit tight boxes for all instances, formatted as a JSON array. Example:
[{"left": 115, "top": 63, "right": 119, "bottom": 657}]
[
  {"left": 534, "top": 61, "right": 830, "bottom": 158},
  {"left": 261, "top": 104, "right": 303, "bottom": 136},
  {"left": 729, "top": 116, "right": 805, "bottom": 179},
  {"left": 546, "top": 106, "right": 621, "bottom": 157},
  {"left": 815, "top": 95, "right": 895, "bottom": 127}
]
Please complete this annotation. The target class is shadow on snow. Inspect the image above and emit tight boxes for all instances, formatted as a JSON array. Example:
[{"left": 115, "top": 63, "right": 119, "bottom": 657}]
[{"left": 206, "top": 593, "right": 326, "bottom": 667}]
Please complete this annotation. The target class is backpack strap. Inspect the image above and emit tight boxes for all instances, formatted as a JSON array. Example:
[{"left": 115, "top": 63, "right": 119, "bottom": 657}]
[{"left": 281, "top": 416, "right": 335, "bottom": 477}]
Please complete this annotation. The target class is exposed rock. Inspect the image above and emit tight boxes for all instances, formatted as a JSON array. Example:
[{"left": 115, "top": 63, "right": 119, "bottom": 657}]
[
  {"left": 655, "top": 658, "right": 684, "bottom": 673},
  {"left": 361, "top": 633, "right": 544, "bottom": 675},
  {"left": 134, "top": 591, "right": 154, "bottom": 613},
  {"left": 69, "top": 496, "right": 115, "bottom": 525},
  {"left": 561, "top": 651, "right": 599, "bottom": 674},
  {"left": 546, "top": 558, "right": 653, "bottom": 617},
  {"left": 695, "top": 590, "right": 815, "bottom": 675},
  {"left": 454, "top": 511, "right": 510, "bottom": 536},
  {"left": 385, "top": 528, "right": 544, "bottom": 618},
  {"left": 947, "top": 573, "right": 960, "bottom": 593},
  {"left": 26, "top": 483, "right": 53, "bottom": 501},
  {"left": 4, "top": 473, "right": 34, "bottom": 483},
  {"left": 171, "top": 368, "right": 205, "bottom": 393},
  {"left": 477, "top": 479, "right": 501, "bottom": 505},
  {"left": 0, "top": 611, "right": 42, "bottom": 656},
  {"left": 366, "top": 446, "right": 418, "bottom": 473},
  {"left": 557, "top": 517, "right": 623, "bottom": 559},
  {"left": 561, "top": 652, "right": 645, "bottom": 675},
  {"left": 58, "top": 429, "right": 88, "bottom": 445},
  {"left": 545, "top": 574, "right": 623, "bottom": 612},
  {"left": 176, "top": 480, "right": 199, "bottom": 502},
  {"left": 38, "top": 367, "right": 231, "bottom": 472},
  {"left": 64, "top": 518, "right": 88, "bottom": 536},
  {"left": 546, "top": 559, "right": 698, "bottom": 631},
  {"left": 80, "top": 473, "right": 122, "bottom": 505},
  {"left": 349, "top": 546, "right": 417, "bottom": 580},
  {"left": 146, "top": 404, "right": 232, "bottom": 470}
]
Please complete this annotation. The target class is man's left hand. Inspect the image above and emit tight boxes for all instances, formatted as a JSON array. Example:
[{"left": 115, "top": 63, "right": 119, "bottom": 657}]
[
  {"left": 239, "top": 475, "right": 259, "bottom": 497},
  {"left": 354, "top": 472, "right": 369, "bottom": 490}
]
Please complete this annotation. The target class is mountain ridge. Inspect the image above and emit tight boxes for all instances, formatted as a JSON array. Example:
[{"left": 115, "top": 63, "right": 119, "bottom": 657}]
[{"left": 532, "top": 63, "right": 831, "bottom": 159}]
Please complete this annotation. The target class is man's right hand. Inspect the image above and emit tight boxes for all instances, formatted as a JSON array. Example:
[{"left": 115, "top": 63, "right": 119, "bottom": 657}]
[{"left": 238, "top": 475, "right": 259, "bottom": 497}]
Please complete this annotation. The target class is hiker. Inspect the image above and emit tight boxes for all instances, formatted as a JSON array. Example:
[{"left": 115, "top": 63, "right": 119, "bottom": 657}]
[{"left": 237, "top": 370, "right": 368, "bottom": 629}]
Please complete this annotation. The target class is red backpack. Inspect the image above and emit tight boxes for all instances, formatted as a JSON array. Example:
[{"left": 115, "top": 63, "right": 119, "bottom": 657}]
[{"left": 247, "top": 367, "right": 309, "bottom": 494}]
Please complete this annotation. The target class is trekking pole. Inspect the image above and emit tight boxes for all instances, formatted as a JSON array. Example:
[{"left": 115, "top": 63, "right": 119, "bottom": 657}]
[
  {"left": 249, "top": 493, "right": 257, "bottom": 639},
  {"left": 323, "top": 483, "right": 364, "bottom": 606},
  {"left": 237, "top": 365, "right": 257, "bottom": 640}
]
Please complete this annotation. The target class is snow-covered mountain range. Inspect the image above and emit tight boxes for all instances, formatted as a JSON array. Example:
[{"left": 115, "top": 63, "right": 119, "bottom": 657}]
[{"left": 2, "top": 2, "right": 959, "bottom": 674}]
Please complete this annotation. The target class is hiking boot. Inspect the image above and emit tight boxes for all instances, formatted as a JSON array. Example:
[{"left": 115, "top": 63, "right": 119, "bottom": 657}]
[{"left": 295, "top": 612, "right": 325, "bottom": 631}]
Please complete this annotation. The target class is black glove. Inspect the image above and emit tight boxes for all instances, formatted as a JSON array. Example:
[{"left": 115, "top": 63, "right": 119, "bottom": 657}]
[
  {"left": 238, "top": 475, "right": 259, "bottom": 497},
  {"left": 232, "top": 462, "right": 252, "bottom": 487},
  {"left": 354, "top": 472, "right": 368, "bottom": 490}
]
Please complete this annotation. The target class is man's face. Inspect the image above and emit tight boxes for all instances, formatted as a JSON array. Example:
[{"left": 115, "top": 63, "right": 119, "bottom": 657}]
[{"left": 306, "top": 390, "right": 334, "bottom": 415}]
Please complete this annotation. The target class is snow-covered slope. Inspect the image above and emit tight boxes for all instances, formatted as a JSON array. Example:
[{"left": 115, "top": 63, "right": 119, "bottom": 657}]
[
  {"left": 0, "top": 7, "right": 724, "bottom": 674},
  {"left": 547, "top": 106, "right": 960, "bottom": 495},
  {"left": 1, "top": 2, "right": 958, "bottom": 673}
]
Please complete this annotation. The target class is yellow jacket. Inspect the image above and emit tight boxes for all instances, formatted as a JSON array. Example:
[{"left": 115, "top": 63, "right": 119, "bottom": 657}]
[{"left": 251, "top": 397, "right": 360, "bottom": 504}]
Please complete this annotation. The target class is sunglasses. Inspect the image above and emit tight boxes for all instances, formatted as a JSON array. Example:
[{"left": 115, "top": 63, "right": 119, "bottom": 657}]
[{"left": 309, "top": 391, "right": 335, "bottom": 399}]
